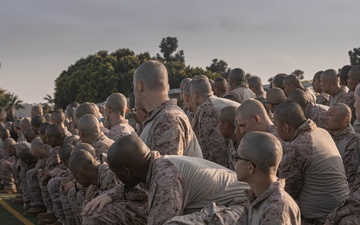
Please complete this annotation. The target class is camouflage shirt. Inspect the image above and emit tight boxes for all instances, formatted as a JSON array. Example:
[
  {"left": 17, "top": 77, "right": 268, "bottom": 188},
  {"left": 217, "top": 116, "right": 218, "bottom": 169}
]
[
  {"left": 192, "top": 97, "right": 231, "bottom": 168},
  {"left": 328, "top": 88, "right": 348, "bottom": 107},
  {"left": 140, "top": 100, "right": 202, "bottom": 158},
  {"left": 107, "top": 119, "right": 137, "bottom": 141},
  {"left": 305, "top": 102, "right": 329, "bottom": 129},
  {"left": 279, "top": 119, "right": 349, "bottom": 222},
  {"left": 91, "top": 132, "right": 114, "bottom": 159},
  {"left": 230, "top": 86, "right": 256, "bottom": 103},
  {"left": 339, "top": 91, "right": 356, "bottom": 124},
  {"left": 331, "top": 125, "right": 360, "bottom": 190},
  {"left": 316, "top": 92, "right": 330, "bottom": 105},
  {"left": 239, "top": 179, "right": 301, "bottom": 225}
]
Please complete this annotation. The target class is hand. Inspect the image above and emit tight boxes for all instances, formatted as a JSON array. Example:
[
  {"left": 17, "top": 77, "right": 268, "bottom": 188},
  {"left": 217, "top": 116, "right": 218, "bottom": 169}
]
[
  {"left": 81, "top": 193, "right": 113, "bottom": 216},
  {"left": 62, "top": 181, "right": 75, "bottom": 194}
]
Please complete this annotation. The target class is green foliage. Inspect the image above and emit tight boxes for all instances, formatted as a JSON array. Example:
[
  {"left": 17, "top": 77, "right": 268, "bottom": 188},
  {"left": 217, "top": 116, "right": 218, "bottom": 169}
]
[
  {"left": 157, "top": 37, "right": 185, "bottom": 63},
  {"left": 0, "top": 90, "right": 24, "bottom": 121},
  {"left": 206, "top": 59, "right": 230, "bottom": 78},
  {"left": 291, "top": 69, "right": 304, "bottom": 80},
  {"left": 349, "top": 48, "right": 360, "bottom": 66}
]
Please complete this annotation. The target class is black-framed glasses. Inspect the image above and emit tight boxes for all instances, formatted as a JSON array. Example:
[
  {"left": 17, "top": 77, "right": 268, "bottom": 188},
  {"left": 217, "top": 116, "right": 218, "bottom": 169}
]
[{"left": 233, "top": 155, "right": 257, "bottom": 167}]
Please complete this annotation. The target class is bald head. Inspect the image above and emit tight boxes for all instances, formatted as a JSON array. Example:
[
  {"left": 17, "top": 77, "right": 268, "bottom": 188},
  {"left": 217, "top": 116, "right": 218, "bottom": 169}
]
[
  {"left": 20, "top": 118, "right": 31, "bottom": 134},
  {"left": 321, "top": 69, "right": 338, "bottom": 84},
  {"left": 273, "top": 73, "right": 287, "bottom": 90},
  {"left": 73, "top": 143, "right": 96, "bottom": 158},
  {"left": 274, "top": 101, "right": 306, "bottom": 129},
  {"left": 287, "top": 89, "right": 308, "bottom": 109},
  {"left": 0, "top": 127, "right": 10, "bottom": 141},
  {"left": 180, "top": 78, "right": 192, "bottom": 89},
  {"left": 24, "top": 127, "right": 37, "bottom": 143},
  {"left": 31, "top": 115, "right": 46, "bottom": 135},
  {"left": 219, "top": 106, "right": 237, "bottom": 123},
  {"left": 247, "top": 76, "right": 263, "bottom": 91},
  {"left": 31, "top": 105, "right": 43, "bottom": 117},
  {"left": 78, "top": 114, "right": 100, "bottom": 141},
  {"left": 331, "top": 103, "right": 351, "bottom": 123},
  {"left": 69, "top": 149, "right": 99, "bottom": 187},
  {"left": 108, "top": 135, "right": 150, "bottom": 170},
  {"left": 228, "top": 68, "right": 245, "bottom": 86},
  {"left": 134, "top": 60, "right": 169, "bottom": 92},
  {"left": 19, "top": 145, "right": 37, "bottom": 165},
  {"left": 266, "top": 88, "right": 286, "bottom": 109},
  {"left": 236, "top": 99, "right": 268, "bottom": 121},
  {"left": 339, "top": 65, "right": 353, "bottom": 86},
  {"left": 238, "top": 131, "right": 282, "bottom": 175},
  {"left": 76, "top": 102, "right": 98, "bottom": 120},
  {"left": 51, "top": 109, "right": 65, "bottom": 125},
  {"left": 4, "top": 138, "right": 16, "bottom": 156},
  {"left": 105, "top": 93, "right": 127, "bottom": 116},
  {"left": 348, "top": 66, "right": 360, "bottom": 91},
  {"left": 60, "top": 144, "right": 74, "bottom": 164},
  {"left": 190, "top": 78, "right": 212, "bottom": 99},
  {"left": 214, "top": 77, "right": 227, "bottom": 97},
  {"left": 31, "top": 137, "right": 46, "bottom": 158}
]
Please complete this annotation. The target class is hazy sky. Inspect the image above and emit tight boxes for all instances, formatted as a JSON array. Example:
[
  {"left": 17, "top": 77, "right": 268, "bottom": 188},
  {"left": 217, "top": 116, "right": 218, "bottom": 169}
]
[{"left": 1, "top": 0, "right": 359, "bottom": 103}]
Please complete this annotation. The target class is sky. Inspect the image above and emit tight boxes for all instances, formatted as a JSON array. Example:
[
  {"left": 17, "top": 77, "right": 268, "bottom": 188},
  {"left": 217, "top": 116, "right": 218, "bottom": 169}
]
[{"left": 0, "top": 0, "right": 359, "bottom": 103}]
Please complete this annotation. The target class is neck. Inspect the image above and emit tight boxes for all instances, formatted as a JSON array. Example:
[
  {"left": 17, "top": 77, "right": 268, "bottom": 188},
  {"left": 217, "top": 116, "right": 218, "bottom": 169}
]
[
  {"left": 331, "top": 125, "right": 348, "bottom": 136},
  {"left": 259, "top": 118, "right": 274, "bottom": 132},
  {"left": 90, "top": 164, "right": 100, "bottom": 185},
  {"left": 250, "top": 174, "right": 277, "bottom": 197},
  {"left": 142, "top": 92, "right": 169, "bottom": 113},
  {"left": 110, "top": 114, "right": 124, "bottom": 127},
  {"left": 329, "top": 85, "right": 341, "bottom": 95}
]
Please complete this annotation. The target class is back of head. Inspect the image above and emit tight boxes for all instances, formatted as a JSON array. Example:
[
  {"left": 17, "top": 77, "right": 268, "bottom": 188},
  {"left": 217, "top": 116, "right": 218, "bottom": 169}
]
[
  {"left": 134, "top": 60, "right": 169, "bottom": 92},
  {"left": 4, "top": 138, "right": 16, "bottom": 155},
  {"left": 229, "top": 68, "right": 245, "bottom": 85},
  {"left": 16, "top": 142, "right": 31, "bottom": 158},
  {"left": 51, "top": 109, "right": 65, "bottom": 125},
  {"left": 287, "top": 88, "right": 308, "bottom": 109},
  {"left": 60, "top": 144, "right": 74, "bottom": 163},
  {"left": 183, "top": 81, "right": 192, "bottom": 96},
  {"left": 31, "top": 105, "right": 43, "bottom": 116},
  {"left": 180, "top": 78, "right": 192, "bottom": 89},
  {"left": 223, "top": 94, "right": 240, "bottom": 103},
  {"left": 340, "top": 65, "right": 353, "bottom": 85},
  {"left": 20, "top": 118, "right": 31, "bottom": 133},
  {"left": 236, "top": 99, "right": 268, "bottom": 120},
  {"left": 266, "top": 87, "right": 286, "bottom": 104},
  {"left": 331, "top": 103, "right": 352, "bottom": 124},
  {"left": 214, "top": 77, "right": 227, "bottom": 90},
  {"left": 78, "top": 114, "right": 100, "bottom": 137},
  {"left": 31, "top": 115, "right": 46, "bottom": 131},
  {"left": 19, "top": 145, "right": 37, "bottom": 164},
  {"left": 69, "top": 101, "right": 80, "bottom": 108},
  {"left": 349, "top": 65, "right": 360, "bottom": 83},
  {"left": 247, "top": 76, "right": 262, "bottom": 91},
  {"left": 239, "top": 131, "right": 283, "bottom": 175},
  {"left": 76, "top": 102, "right": 98, "bottom": 119},
  {"left": 73, "top": 143, "right": 96, "bottom": 158},
  {"left": 322, "top": 69, "right": 338, "bottom": 85},
  {"left": 105, "top": 93, "right": 127, "bottom": 116},
  {"left": 108, "top": 135, "right": 150, "bottom": 170},
  {"left": 219, "top": 105, "right": 237, "bottom": 124},
  {"left": 0, "top": 127, "right": 10, "bottom": 141},
  {"left": 274, "top": 101, "right": 306, "bottom": 129},
  {"left": 313, "top": 71, "right": 324, "bottom": 81},
  {"left": 65, "top": 107, "right": 76, "bottom": 118},
  {"left": 284, "top": 74, "right": 304, "bottom": 89},
  {"left": 190, "top": 78, "right": 212, "bottom": 98},
  {"left": 273, "top": 73, "right": 288, "bottom": 89},
  {"left": 45, "top": 123, "right": 65, "bottom": 140},
  {"left": 24, "top": 127, "right": 37, "bottom": 143},
  {"left": 39, "top": 122, "right": 51, "bottom": 136},
  {"left": 69, "top": 149, "right": 99, "bottom": 176}
]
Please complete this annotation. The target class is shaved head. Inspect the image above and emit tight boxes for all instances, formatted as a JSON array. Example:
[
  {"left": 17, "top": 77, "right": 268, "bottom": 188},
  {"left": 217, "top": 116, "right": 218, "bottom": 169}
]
[
  {"left": 69, "top": 149, "right": 99, "bottom": 187},
  {"left": 247, "top": 76, "right": 263, "bottom": 91},
  {"left": 31, "top": 115, "right": 46, "bottom": 135},
  {"left": 31, "top": 105, "right": 43, "bottom": 117},
  {"left": 274, "top": 101, "right": 306, "bottom": 129},
  {"left": 236, "top": 99, "right": 268, "bottom": 121},
  {"left": 332, "top": 103, "right": 351, "bottom": 123},
  {"left": 108, "top": 135, "right": 150, "bottom": 170},
  {"left": 20, "top": 118, "right": 31, "bottom": 133},
  {"left": 219, "top": 106, "right": 237, "bottom": 123},
  {"left": 190, "top": 78, "right": 212, "bottom": 98},
  {"left": 24, "top": 127, "right": 37, "bottom": 143},
  {"left": 105, "top": 93, "right": 127, "bottom": 116},
  {"left": 228, "top": 68, "right": 245, "bottom": 85},
  {"left": 134, "top": 60, "right": 169, "bottom": 91},
  {"left": 348, "top": 66, "right": 360, "bottom": 91},
  {"left": 273, "top": 73, "right": 287, "bottom": 90},
  {"left": 266, "top": 88, "right": 286, "bottom": 105},
  {"left": 78, "top": 114, "right": 100, "bottom": 138},
  {"left": 51, "top": 109, "right": 65, "bottom": 125},
  {"left": 45, "top": 124, "right": 65, "bottom": 140},
  {"left": 321, "top": 69, "right": 338, "bottom": 84},
  {"left": 4, "top": 138, "right": 16, "bottom": 156},
  {"left": 76, "top": 102, "right": 98, "bottom": 119},
  {"left": 73, "top": 143, "right": 96, "bottom": 158},
  {"left": 287, "top": 89, "right": 308, "bottom": 109},
  {"left": 238, "top": 131, "right": 282, "bottom": 175},
  {"left": 60, "top": 144, "right": 74, "bottom": 164}
]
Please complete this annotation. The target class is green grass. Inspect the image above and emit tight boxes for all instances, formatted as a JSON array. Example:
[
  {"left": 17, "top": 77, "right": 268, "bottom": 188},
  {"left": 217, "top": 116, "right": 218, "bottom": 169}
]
[{"left": 0, "top": 193, "right": 37, "bottom": 225}]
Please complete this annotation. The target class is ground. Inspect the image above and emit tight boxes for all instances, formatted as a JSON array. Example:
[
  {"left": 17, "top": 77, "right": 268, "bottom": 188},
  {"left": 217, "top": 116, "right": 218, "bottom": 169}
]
[{"left": 0, "top": 193, "right": 37, "bottom": 225}]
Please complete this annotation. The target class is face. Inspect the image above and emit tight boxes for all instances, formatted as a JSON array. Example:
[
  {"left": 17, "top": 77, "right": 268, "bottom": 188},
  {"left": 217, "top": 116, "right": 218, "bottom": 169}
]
[
  {"left": 109, "top": 164, "right": 139, "bottom": 188},
  {"left": 326, "top": 107, "right": 342, "bottom": 130},
  {"left": 355, "top": 95, "right": 360, "bottom": 120},
  {"left": 320, "top": 76, "right": 329, "bottom": 93},
  {"left": 234, "top": 148, "right": 251, "bottom": 182},
  {"left": 217, "top": 120, "right": 229, "bottom": 139},
  {"left": 312, "top": 78, "right": 321, "bottom": 93},
  {"left": 234, "top": 114, "right": 257, "bottom": 135},
  {"left": 347, "top": 71, "right": 358, "bottom": 91},
  {"left": 282, "top": 82, "right": 293, "bottom": 96},
  {"left": 73, "top": 170, "right": 91, "bottom": 187},
  {"left": 45, "top": 134, "right": 55, "bottom": 147},
  {"left": 273, "top": 116, "right": 290, "bottom": 142}
]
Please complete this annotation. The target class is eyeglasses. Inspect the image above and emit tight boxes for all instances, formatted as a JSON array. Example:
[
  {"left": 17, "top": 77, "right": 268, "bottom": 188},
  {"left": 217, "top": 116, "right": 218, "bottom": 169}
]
[{"left": 233, "top": 155, "right": 257, "bottom": 167}]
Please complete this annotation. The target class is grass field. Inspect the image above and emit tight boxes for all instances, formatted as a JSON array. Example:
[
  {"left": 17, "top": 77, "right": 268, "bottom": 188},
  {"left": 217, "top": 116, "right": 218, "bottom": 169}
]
[{"left": 0, "top": 193, "right": 38, "bottom": 225}]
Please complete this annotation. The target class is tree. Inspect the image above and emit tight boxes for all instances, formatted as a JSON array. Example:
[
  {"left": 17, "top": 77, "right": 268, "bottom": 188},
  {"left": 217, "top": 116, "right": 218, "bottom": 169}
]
[
  {"left": 44, "top": 94, "right": 54, "bottom": 104},
  {"left": 291, "top": 69, "right": 304, "bottom": 80},
  {"left": 206, "top": 59, "right": 230, "bottom": 78},
  {"left": 0, "top": 92, "right": 24, "bottom": 122},
  {"left": 157, "top": 37, "right": 185, "bottom": 63},
  {"left": 349, "top": 48, "right": 360, "bottom": 66}
]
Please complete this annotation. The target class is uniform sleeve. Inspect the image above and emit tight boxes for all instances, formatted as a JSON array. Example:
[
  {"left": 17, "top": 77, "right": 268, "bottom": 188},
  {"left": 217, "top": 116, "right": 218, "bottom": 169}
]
[
  {"left": 148, "top": 160, "right": 184, "bottom": 225},
  {"left": 344, "top": 139, "right": 360, "bottom": 189}
]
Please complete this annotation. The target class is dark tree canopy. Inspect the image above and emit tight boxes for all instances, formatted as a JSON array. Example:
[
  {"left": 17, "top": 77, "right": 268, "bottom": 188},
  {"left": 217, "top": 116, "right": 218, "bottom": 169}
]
[
  {"left": 349, "top": 48, "right": 360, "bottom": 66},
  {"left": 291, "top": 69, "right": 304, "bottom": 80},
  {"left": 206, "top": 59, "right": 230, "bottom": 78},
  {"left": 54, "top": 38, "right": 219, "bottom": 109}
]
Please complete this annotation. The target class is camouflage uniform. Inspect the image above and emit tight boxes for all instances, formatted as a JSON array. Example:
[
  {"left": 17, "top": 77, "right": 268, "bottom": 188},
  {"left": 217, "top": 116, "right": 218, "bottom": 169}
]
[
  {"left": 140, "top": 100, "right": 202, "bottom": 157},
  {"left": 68, "top": 184, "right": 86, "bottom": 225},
  {"left": 331, "top": 126, "right": 360, "bottom": 190},
  {"left": 328, "top": 88, "right": 348, "bottom": 107},
  {"left": 353, "top": 119, "right": 360, "bottom": 134},
  {"left": 20, "top": 161, "right": 35, "bottom": 203},
  {"left": 17, "top": 134, "right": 26, "bottom": 143},
  {"left": 316, "top": 92, "right": 330, "bottom": 106},
  {"left": 228, "top": 140, "right": 239, "bottom": 171},
  {"left": 48, "top": 176, "right": 66, "bottom": 223},
  {"left": 0, "top": 156, "right": 16, "bottom": 190},
  {"left": 339, "top": 91, "right": 356, "bottom": 124},
  {"left": 26, "top": 157, "right": 47, "bottom": 207},
  {"left": 305, "top": 102, "right": 329, "bottom": 129},
  {"left": 325, "top": 187, "right": 360, "bottom": 225},
  {"left": 82, "top": 164, "right": 149, "bottom": 225},
  {"left": 239, "top": 179, "right": 301, "bottom": 225},
  {"left": 279, "top": 119, "right": 349, "bottom": 224},
  {"left": 192, "top": 97, "right": 231, "bottom": 168},
  {"left": 230, "top": 85, "right": 256, "bottom": 103},
  {"left": 106, "top": 119, "right": 137, "bottom": 141},
  {"left": 91, "top": 132, "right": 114, "bottom": 160},
  {"left": 144, "top": 151, "right": 249, "bottom": 225},
  {"left": 60, "top": 175, "right": 77, "bottom": 225}
]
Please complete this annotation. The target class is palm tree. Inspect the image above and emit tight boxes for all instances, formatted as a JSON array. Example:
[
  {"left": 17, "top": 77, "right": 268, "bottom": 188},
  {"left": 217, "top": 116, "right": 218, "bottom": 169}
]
[
  {"left": 0, "top": 92, "right": 24, "bottom": 122},
  {"left": 43, "top": 94, "right": 54, "bottom": 105}
]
